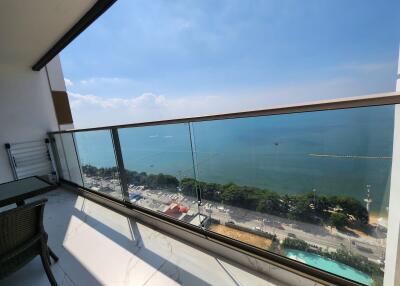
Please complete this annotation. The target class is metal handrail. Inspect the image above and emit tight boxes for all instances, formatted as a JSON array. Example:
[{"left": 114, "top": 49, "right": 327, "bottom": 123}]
[
  {"left": 48, "top": 91, "right": 397, "bottom": 286},
  {"left": 49, "top": 91, "right": 400, "bottom": 134}
]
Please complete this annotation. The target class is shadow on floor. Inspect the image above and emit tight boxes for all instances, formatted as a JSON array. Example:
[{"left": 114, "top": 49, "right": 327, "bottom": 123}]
[
  {"left": 66, "top": 195, "right": 212, "bottom": 286},
  {"left": 2, "top": 189, "right": 273, "bottom": 286},
  {"left": 0, "top": 192, "right": 102, "bottom": 286}
]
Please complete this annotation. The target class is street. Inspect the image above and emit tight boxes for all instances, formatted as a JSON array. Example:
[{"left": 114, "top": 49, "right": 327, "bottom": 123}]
[{"left": 83, "top": 175, "right": 386, "bottom": 263}]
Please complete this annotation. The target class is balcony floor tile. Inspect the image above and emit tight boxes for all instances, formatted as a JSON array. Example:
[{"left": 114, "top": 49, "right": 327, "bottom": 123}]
[{"left": 0, "top": 188, "right": 282, "bottom": 286}]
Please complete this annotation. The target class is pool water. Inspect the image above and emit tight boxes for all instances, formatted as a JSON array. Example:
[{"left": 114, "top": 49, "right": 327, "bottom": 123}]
[{"left": 285, "top": 249, "right": 372, "bottom": 285}]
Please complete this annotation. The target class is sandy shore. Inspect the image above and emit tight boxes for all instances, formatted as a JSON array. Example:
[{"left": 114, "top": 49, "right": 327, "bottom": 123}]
[
  {"left": 369, "top": 213, "right": 387, "bottom": 226},
  {"left": 209, "top": 224, "right": 272, "bottom": 249}
]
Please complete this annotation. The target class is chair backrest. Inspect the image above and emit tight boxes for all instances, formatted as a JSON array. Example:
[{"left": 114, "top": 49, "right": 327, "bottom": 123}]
[{"left": 0, "top": 199, "right": 47, "bottom": 257}]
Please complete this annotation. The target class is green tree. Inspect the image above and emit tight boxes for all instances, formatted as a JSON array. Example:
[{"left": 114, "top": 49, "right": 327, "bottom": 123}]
[
  {"left": 329, "top": 212, "right": 348, "bottom": 229},
  {"left": 256, "top": 193, "right": 282, "bottom": 216},
  {"left": 330, "top": 196, "right": 369, "bottom": 225}
]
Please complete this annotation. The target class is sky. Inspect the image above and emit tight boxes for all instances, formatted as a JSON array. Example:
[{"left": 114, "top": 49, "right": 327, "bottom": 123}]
[{"left": 61, "top": 0, "right": 400, "bottom": 128}]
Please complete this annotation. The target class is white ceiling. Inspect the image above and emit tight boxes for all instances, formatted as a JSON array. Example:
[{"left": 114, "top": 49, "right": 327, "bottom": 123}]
[{"left": 0, "top": 0, "right": 97, "bottom": 68}]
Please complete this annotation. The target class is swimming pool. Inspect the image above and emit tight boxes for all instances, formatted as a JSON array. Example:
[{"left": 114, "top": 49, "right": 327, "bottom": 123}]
[{"left": 285, "top": 249, "right": 372, "bottom": 285}]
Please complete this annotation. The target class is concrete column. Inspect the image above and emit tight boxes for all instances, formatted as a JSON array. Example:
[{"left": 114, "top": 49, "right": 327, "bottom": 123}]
[
  {"left": 384, "top": 48, "right": 400, "bottom": 286},
  {"left": 45, "top": 55, "right": 75, "bottom": 130},
  {"left": 46, "top": 55, "right": 67, "bottom": 92}
]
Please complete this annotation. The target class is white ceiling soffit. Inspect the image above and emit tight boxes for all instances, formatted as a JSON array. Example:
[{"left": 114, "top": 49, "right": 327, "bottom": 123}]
[{"left": 0, "top": 0, "right": 97, "bottom": 68}]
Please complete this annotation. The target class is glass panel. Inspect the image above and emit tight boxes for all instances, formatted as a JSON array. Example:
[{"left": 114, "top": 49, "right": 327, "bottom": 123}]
[
  {"left": 192, "top": 105, "right": 394, "bottom": 286},
  {"left": 60, "top": 133, "right": 83, "bottom": 186},
  {"left": 52, "top": 134, "right": 69, "bottom": 180},
  {"left": 118, "top": 123, "right": 202, "bottom": 226},
  {"left": 74, "top": 130, "right": 123, "bottom": 200}
]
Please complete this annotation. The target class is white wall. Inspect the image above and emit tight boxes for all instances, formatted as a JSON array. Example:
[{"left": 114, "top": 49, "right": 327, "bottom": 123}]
[
  {"left": 46, "top": 55, "right": 67, "bottom": 92},
  {"left": 0, "top": 61, "right": 60, "bottom": 183},
  {"left": 385, "top": 106, "right": 400, "bottom": 286},
  {"left": 384, "top": 48, "right": 400, "bottom": 286}
]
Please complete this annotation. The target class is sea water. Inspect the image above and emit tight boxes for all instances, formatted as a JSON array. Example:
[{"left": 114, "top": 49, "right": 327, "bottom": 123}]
[{"left": 74, "top": 105, "right": 394, "bottom": 215}]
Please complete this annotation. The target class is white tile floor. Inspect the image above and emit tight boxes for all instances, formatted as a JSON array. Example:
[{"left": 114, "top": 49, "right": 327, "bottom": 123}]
[{"left": 0, "top": 188, "right": 283, "bottom": 286}]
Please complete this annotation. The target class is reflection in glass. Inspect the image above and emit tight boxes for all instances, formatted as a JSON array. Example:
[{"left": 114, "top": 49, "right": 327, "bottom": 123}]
[
  {"left": 118, "top": 124, "right": 203, "bottom": 225},
  {"left": 192, "top": 106, "right": 394, "bottom": 286},
  {"left": 53, "top": 134, "right": 69, "bottom": 180},
  {"left": 60, "top": 133, "right": 83, "bottom": 186},
  {"left": 74, "top": 130, "right": 123, "bottom": 200}
]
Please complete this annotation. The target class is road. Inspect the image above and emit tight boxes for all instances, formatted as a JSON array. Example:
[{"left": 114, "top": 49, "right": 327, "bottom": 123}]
[
  {"left": 84, "top": 175, "right": 386, "bottom": 262},
  {"left": 202, "top": 200, "right": 386, "bottom": 261}
]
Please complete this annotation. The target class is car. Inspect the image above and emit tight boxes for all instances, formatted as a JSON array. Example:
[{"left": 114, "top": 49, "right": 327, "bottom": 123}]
[
  {"left": 288, "top": 233, "right": 296, "bottom": 238},
  {"left": 356, "top": 245, "right": 373, "bottom": 253}
]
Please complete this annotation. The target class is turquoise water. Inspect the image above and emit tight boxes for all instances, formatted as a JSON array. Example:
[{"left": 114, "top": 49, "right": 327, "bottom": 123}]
[{"left": 285, "top": 249, "right": 372, "bottom": 285}]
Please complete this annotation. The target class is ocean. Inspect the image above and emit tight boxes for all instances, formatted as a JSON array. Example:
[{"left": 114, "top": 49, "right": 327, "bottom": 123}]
[{"left": 74, "top": 105, "right": 394, "bottom": 216}]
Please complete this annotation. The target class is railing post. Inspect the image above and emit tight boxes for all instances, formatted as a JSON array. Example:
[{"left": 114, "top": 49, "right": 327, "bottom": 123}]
[
  {"left": 58, "top": 134, "right": 72, "bottom": 181},
  {"left": 188, "top": 122, "right": 202, "bottom": 205},
  {"left": 110, "top": 128, "right": 130, "bottom": 202},
  {"left": 47, "top": 136, "right": 60, "bottom": 177},
  {"left": 71, "top": 133, "right": 85, "bottom": 186},
  {"left": 46, "top": 138, "right": 59, "bottom": 182}
]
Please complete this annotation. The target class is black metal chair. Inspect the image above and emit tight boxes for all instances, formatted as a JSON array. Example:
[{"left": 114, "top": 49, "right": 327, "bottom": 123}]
[{"left": 0, "top": 199, "right": 58, "bottom": 286}]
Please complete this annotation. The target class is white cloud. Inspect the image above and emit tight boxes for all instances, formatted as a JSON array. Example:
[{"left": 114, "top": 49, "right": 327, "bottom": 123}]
[
  {"left": 69, "top": 92, "right": 166, "bottom": 109},
  {"left": 64, "top": 78, "right": 73, "bottom": 87},
  {"left": 67, "top": 60, "right": 397, "bottom": 128},
  {"left": 79, "top": 77, "right": 133, "bottom": 86},
  {"left": 68, "top": 91, "right": 229, "bottom": 128}
]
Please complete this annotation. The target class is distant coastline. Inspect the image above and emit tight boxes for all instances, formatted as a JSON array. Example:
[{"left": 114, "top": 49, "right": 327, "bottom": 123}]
[{"left": 82, "top": 164, "right": 372, "bottom": 230}]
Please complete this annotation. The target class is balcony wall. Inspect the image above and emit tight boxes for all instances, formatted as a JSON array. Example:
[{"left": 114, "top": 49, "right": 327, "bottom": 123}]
[
  {"left": 0, "top": 60, "right": 62, "bottom": 183},
  {"left": 384, "top": 52, "right": 400, "bottom": 286}
]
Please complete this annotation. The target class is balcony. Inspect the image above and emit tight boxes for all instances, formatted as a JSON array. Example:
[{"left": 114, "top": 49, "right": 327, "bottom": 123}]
[
  {"left": 1, "top": 187, "right": 281, "bottom": 286},
  {"left": 32, "top": 93, "right": 398, "bottom": 286},
  {"left": 1, "top": 93, "right": 400, "bottom": 286},
  {"left": 0, "top": 2, "right": 399, "bottom": 285}
]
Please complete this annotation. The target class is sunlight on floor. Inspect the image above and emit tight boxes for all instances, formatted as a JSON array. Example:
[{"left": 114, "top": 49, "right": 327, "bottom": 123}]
[{"left": 1, "top": 188, "right": 278, "bottom": 286}]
